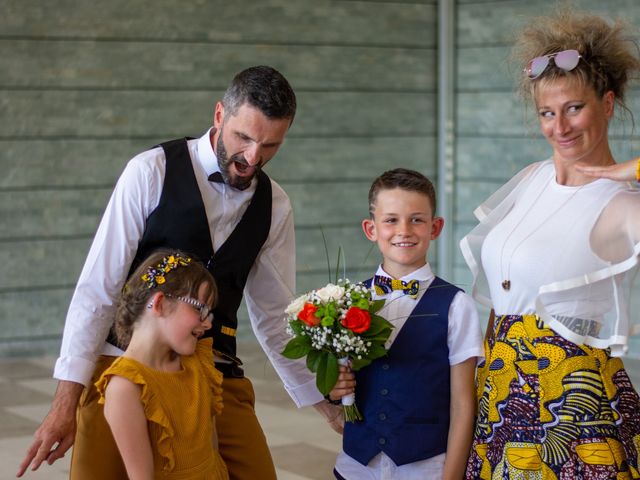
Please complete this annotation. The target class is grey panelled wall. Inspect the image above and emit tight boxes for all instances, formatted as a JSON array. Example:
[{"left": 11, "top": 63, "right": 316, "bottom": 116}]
[
  {"left": 0, "top": 0, "right": 438, "bottom": 355},
  {"left": 3, "top": 0, "right": 640, "bottom": 358},
  {"left": 453, "top": 0, "right": 640, "bottom": 356}
]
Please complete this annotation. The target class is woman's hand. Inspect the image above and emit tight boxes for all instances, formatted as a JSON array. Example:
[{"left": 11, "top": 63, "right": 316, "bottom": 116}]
[{"left": 575, "top": 158, "right": 639, "bottom": 182}]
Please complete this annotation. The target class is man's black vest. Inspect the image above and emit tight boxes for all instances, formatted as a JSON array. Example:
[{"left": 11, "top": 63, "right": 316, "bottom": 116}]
[{"left": 107, "top": 137, "right": 272, "bottom": 364}]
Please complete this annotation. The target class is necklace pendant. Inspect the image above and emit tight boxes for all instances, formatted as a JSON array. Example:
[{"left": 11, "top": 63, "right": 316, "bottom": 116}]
[{"left": 502, "top": 280, "right": 511, "bottom": 291}]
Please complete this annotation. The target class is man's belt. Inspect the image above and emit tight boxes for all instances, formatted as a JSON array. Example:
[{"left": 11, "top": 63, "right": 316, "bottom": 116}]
[{"left": 215, "top": 362, "right": 245, "bottom": 378}]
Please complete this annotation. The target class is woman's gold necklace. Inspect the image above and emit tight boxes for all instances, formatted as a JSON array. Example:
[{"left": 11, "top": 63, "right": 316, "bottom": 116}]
[{"left": 499, "top": 179, "right": 586, "bottom": 291}]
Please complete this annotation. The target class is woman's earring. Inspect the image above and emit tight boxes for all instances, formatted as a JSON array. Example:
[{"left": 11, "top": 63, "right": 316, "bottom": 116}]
[{"left": 146, "top": 301, "right": 154, "bottom": 309}]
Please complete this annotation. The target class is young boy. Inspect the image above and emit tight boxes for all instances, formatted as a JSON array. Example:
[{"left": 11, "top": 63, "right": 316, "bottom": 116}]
[{"left": 330, "top": 168, "right": 483, "bottom": 479}]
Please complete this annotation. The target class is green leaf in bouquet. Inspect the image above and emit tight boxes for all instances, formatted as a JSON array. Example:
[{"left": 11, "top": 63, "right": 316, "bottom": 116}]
[
  {"left": 334, "top": 245, "right": 345, "bottom": 284},
  {"left": 289, "top": 319, "right": 306, "bottom": 336},
  {"left": 321, "top": 229, "right": 332, "bottom": 284},
  {"left": 316, "top": 351, "right": 339, "bottom": 395},
  {"left": 320, "top": 229, "right": 346, "bottom": 284},
  {"left": 370, "top": 299, "right": 386, "bottom": 313},
  {"left": 321, "top": 316, "right": 334, "bottom": 327},
  {"left": 306, "top": 349, "right": 322, "bottom": 373},
  {"left": 349, "top": 356, "right": 371, "bottom": 371},
  {"left": 281, "top": 335, "right": 312, "bottom": 359},
  {"left": 366, "top": 343, "right": 389, "bottom": 360},
  {"left": 368, "top": 334, "right": 392, "bottom": 346},
  {"left": 355, "top": 298, "right": 369, "bottom": 310},
  {"left": 362, "top": 314, "right": 393, "bottom": 342},
  {"left": 371, "top": 312, "right": 394, "bottom": 328}
]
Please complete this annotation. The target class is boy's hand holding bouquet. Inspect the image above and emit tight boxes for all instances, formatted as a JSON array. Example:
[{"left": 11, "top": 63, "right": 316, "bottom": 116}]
[{"left": 282, "top": 280, "right": 393, "bottom": 421}]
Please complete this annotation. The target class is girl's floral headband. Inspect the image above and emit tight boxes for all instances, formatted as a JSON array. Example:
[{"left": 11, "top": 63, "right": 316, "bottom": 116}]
[{"left": 141, "top": 253, "right": 192, "bottom": 289}]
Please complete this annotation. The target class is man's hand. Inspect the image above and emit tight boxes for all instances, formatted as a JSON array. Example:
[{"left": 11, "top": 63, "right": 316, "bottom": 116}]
[
  {"left": 16, "top": 380, "right": 84, "bottom": 477},
  {"left": 313, "top": 400, "right": 345, "bottom": 434},
  {"left": 312, "top": 365, "right": 355, "bottom": 434}
]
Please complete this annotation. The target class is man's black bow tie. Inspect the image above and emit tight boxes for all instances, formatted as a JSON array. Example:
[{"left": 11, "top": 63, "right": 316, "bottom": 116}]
[{"left": 208, "top": 171, "right": 225, "bottom": 183}]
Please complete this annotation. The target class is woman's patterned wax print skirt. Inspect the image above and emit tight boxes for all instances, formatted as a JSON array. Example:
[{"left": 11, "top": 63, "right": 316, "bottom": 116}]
[{"left": 465, "top": 314, "right": 640, "bottom": 479}]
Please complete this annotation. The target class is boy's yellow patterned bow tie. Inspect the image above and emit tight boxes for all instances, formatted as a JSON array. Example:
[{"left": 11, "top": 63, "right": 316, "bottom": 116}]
[{"left": 373, "top": 275, "right": 420, "bottom": 298}]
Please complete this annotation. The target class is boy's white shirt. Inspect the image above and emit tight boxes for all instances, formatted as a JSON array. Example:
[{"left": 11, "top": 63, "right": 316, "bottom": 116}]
[{"left": 334, "top": 263, "right": 484, "bottom": 479}]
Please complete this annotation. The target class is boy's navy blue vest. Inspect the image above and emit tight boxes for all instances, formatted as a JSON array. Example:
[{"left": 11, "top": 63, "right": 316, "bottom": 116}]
[
  {"left": 107, "top": 137, "right": 272, "bottom": 365},
  {"left": 343, "top": 277, "right": 461, "bottom": 467}
]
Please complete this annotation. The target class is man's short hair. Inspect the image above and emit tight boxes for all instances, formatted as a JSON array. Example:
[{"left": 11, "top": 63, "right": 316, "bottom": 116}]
[{"left": 222, "top": 65, "right": 297, "bottom": 124}]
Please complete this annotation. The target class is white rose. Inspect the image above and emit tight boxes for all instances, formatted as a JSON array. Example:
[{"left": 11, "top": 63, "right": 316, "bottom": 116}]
[
  {"left": 315, "top": 283, "right": 345, "bottom": 303},
  {"left": 285, "top": 294, "right": 309, "bottom": 317}
]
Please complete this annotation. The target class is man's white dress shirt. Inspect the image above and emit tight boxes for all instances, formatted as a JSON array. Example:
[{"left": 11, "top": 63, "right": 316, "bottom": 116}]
[{"left": 54, "top": 129, "right": 322, "bottom": 407}]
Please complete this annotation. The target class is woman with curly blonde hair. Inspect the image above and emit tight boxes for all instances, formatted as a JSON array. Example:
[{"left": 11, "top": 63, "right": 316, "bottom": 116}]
[{"left": 461, "top": 8, "right": 640, "bottom": 479}]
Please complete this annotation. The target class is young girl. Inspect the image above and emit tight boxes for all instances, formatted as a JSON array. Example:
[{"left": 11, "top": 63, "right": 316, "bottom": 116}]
[{"left": 96, "top": 250, "right": 229, "bottom": 480}]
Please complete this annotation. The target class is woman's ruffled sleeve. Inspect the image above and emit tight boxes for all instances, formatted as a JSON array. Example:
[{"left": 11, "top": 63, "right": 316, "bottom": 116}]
[
  {"left": 538, "top": 187, "right": 640, "bottom": 356},
  {"left": 472, "top": 161, "right": 541, "bottom": 222},
  {"left": 195, "top": 338, "right": 224, "bottom": 416},
  {"left": 95, "top": 358, "right": 177, "bottom": 472},
  {"left": 459, "top": 160, "right": 546, "bottom": 308}
]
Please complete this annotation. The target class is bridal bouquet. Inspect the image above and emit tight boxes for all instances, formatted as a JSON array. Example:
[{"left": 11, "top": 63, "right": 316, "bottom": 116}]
[{"left": 282, "top": 279, "right": 393, "bottom": 421}]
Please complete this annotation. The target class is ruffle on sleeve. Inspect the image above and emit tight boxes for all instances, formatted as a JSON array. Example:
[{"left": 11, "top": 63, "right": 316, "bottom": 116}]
[
  {"left": 460, "top": 160, "right": 547, "bottom": 308},
  {"left": 94, "top": 358, "right": 176, "bottom": 473},
  {"left": 195, "top": 338, "right": 225, "bottom": 417},
  {"left": 538, "top": 187, "right": 640, "bottom": 356},
  {"left": 95, "top": 367, "right": 112, "bottom": 406}
]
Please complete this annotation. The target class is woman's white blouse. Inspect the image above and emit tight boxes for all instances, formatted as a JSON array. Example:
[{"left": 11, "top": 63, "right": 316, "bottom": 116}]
[{"left": 460, "top": 160, "right": 640, "bottom": 356}]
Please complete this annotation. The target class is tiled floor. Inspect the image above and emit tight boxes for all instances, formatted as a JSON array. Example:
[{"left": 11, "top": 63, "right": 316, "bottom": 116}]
[
  {"left": 0, "top": 341, "right": 342, "bottom": 480},
  {"left": 4, "top": 344, "right": 640, "bottom": 480}
]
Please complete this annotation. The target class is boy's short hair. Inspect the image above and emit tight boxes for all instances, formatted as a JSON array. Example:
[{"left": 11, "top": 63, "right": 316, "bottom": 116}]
[{"left": 368, "top": 168, "right": 437, "bottom": 217}]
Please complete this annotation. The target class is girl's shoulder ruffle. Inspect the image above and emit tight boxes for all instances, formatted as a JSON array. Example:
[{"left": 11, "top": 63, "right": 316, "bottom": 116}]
[
  {"left": 95, "top": 357, "right": 177, "bottom": 472},
  {"left": 194, "top": 338, "right": 224, "bottom": 416}
]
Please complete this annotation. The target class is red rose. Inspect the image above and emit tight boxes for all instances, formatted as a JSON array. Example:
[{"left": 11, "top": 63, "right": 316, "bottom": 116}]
[
  {"left": 298, "top": 303, "right": 320, "bottom": 327},
  {"left": 341, "top": 307, "right": 371, "bottom": 334}
]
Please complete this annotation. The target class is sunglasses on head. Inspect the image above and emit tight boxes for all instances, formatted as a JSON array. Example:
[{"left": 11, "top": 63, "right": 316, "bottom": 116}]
[{"left": 524, "top": 49, "right": 582, "bottom": 79}]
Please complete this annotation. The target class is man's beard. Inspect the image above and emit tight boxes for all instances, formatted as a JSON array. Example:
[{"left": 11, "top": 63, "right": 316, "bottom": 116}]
[{"left": 216, "top": 129, "right": 260, "bottom": 191}]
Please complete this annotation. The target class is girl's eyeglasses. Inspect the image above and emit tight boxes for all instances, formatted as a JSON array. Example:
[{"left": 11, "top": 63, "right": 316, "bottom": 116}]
[
  {"left": 524, "top": 49, "right": 581, "bottom": 79},
  {"left": 166, "top": 294, "right": 214, "bottom": 323}
]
